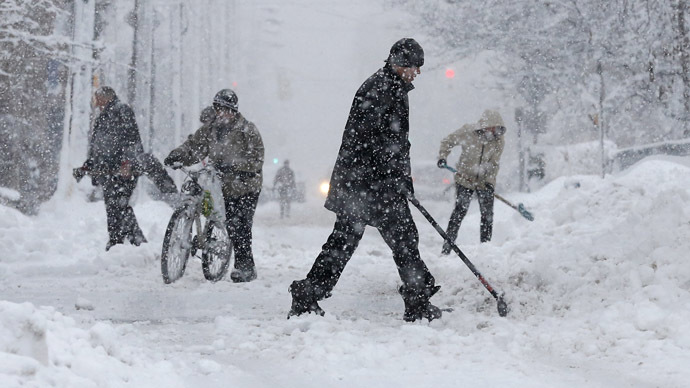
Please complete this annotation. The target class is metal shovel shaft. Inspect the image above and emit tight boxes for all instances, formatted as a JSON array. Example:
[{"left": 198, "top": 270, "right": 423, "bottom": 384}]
[
  {"left": 442, "top": 164, "right": 534, "bottom": 221},
  {"left": 408, "top": 196, "right": 505, "bottom": 304}
]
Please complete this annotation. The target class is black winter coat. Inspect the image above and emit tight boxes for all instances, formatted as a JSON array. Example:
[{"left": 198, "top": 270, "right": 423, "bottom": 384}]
[
  {"left": 86, "top": 97, "right": 144, "bottom": 180},
  {"left": 324, "top": 64, "right": 415, "bottom": 226}
]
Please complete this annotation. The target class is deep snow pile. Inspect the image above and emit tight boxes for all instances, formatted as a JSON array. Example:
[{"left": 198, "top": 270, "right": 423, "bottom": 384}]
[
  {"left": 478, "top": 157, "right": 690, "bottom": 380},
  {"left": 0, "top": 301, "right": 184, "bottom": 387},
  {"left": 0, "top": 157, "right": 689, "bottom": 387}
]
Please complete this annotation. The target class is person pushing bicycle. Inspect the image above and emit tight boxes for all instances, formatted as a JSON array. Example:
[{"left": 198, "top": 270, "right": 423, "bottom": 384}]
[{"left": 164, "top": 89, "right": 265, "bottom": 283}]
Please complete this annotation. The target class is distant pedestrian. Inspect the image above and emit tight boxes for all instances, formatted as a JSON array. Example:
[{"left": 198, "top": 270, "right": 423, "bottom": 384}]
[
  {"left": 288, "top": 38, "right": 442, "bottom": 322},
  {"left": 436, "top": 109, "right": 506, "bottom": 251},
  {"left": 273, "top": 160, "right": 296, "bottom": 218}
]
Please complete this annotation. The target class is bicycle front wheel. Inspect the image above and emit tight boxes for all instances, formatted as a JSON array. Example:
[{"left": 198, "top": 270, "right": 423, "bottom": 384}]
[
  {"left": 201, "top": 220, "right": 232, "bottom": 282},
  {"left": 161, "top": 206, "right": 195, "bottom": 284}
]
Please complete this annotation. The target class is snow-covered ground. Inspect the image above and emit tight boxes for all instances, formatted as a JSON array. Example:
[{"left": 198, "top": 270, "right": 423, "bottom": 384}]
[{"left": 1, "top": 157, "right": 689, "bottom": 387}]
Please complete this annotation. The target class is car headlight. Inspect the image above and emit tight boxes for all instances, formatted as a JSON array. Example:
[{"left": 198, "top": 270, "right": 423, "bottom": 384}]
[{"left": 319, "top": 181, "right": 330, "bottom": 195}]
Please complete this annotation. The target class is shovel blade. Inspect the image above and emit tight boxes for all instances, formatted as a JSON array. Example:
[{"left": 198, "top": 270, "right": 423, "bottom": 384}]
[
  {"left": 518, "top": 203, "right": 534, "bottom": 221},
  {"left": 497, "top": 295, "right": 509, "bottom": 317}
]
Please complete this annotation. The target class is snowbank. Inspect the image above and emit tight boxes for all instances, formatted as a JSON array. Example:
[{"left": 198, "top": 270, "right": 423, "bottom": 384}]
[
  {"left": 0, "top": 158, "right": 688, "bottom": 387},
  {"left": 0, "top": 301, "right": 184, "bottom": 388},
  {"left": 478, "top": 158, "right": 690, "bottom": 384},
  {"left": 530, "top": 140, "right": 618, "bottom": 183}
]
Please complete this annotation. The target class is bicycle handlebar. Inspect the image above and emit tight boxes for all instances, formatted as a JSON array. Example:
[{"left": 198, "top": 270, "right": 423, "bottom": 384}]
[{"left": 175, "top": 165, "right": 223, "bottom": 182}]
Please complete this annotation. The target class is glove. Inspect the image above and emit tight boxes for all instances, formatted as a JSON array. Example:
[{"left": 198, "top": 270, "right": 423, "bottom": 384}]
[
  {"left": 120, "top": 161, "right": 133, "bottom": 179},
  {"left": 396, "top": 177, "right": 414, "bottom": 198},
  {"left": 213, "top": 163, "right": 239, "bottom": 176},
  {"left": 480, "top": 182, "right": 494, "bottom": 192},
  {"left": 164, "top": 151, "right": 184, "bottom": 168},
  {"left": 72, "top": 167, "right": 86, "bottom": 182},
  {"left": 437, "top": 159, "right": 447, "bottom": 169},
  {"left": 82, "top": 159, "right": 94, "bottom": 171},
  {"left": 163, "top": 154, "right": 177, "bottom": 166}
]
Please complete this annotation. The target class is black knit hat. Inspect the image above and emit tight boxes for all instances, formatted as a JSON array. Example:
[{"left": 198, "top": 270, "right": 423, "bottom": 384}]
[
  {"left": 387, "top": 38, "right": 424, "bottom": 68},
  {"left": 212, "top": 89, "right": 238, "bottom": 112}
]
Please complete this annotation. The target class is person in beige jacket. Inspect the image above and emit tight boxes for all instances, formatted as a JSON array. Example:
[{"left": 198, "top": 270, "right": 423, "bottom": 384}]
[
  {"left": 436, "top": 109, "right": 505, "bottom": 251},
  {"left": 164, "top": 89, "right": 264, "bottom": 282}
]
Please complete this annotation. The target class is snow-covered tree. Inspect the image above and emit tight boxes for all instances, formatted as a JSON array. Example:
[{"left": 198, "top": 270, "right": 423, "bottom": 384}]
[
  {"left": 395, "top": 0, "right": 690, "bottom": 148},
  {"left": 0, "top": 0, "right": 71, "bottom": 213}
]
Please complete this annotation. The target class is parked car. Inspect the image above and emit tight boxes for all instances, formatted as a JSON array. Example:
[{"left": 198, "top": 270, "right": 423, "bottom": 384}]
[
  {"left": 411, "top": 161, "right": 454, "bottom": 201},
  {"left": 611, "top": 139, "right": 690, "bottom": 171}
]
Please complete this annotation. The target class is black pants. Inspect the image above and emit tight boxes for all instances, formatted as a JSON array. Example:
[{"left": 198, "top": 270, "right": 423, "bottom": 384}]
[
  {"left": 224, "top": 192, "right": 260, "bottom": 272},
  {"left": 306, "top": 200, "right": 436, "bottom": 300},
  {"left": 102, "top": 176, "right": 144, "bottom": 244},
  {"left": 445, "top": 184, "right": 494, "bottom": 244},
  {"left": 278, "top": 188, "right": 291, "bottom": 218}
]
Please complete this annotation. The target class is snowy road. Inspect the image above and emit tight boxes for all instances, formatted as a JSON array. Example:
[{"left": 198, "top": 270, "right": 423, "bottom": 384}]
[{"left": 2, "top": 159, "right": 689, "bottom": 387}]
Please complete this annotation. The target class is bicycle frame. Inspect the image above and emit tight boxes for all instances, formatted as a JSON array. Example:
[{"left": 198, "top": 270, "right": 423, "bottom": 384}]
[
  {"left": 161, "top": 164, "right": 232, "bottom": 284},
  {"left": 177, "top": 166, "right": 225, "bottom": 253}
]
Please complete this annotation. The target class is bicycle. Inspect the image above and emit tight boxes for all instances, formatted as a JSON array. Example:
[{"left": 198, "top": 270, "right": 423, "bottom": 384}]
[{"left": 161, "top": 165, "right": 232, "bottom": 284}]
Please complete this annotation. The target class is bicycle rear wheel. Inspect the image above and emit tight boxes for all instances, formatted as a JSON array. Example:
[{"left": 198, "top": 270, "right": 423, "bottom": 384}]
[
  {"left": 161, "top": 206, "right": 195, "bottom": 284},
  {"left": 201, "top": 220, "right": 232, "bottom": 282}
]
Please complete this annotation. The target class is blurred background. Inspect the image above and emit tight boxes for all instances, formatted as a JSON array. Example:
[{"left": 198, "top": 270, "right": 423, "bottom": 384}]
[{"left": 3, "top": 0, "right": 690, "bottom": 213}]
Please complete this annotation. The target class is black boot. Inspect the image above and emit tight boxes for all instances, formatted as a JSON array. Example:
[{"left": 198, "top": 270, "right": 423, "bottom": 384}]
[
  {"left": 399, "top": 285, "right": 442, "bottom": 322},
  {"left": 129, "top": 232, "right": 147, "bottom": 246},
  {"left": 288, "top": 279, "right": 325, "bottom": 318},
  {"left": 230, "top": 267, "right": 257, "bottom": 283},
  {"left": 105, "top": 239, "right": 123, "bottom": 252},
  {"left": 441, "top": 242, "right": 451, "bottom": 255}
]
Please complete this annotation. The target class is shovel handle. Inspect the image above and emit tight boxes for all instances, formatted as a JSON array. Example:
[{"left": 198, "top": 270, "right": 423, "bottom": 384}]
[
  {"left": 408, "top": 195, "right": 509, "bottom": 317},
  {"left": 443, "top": 164, "right": 534, "bottom": 221}
]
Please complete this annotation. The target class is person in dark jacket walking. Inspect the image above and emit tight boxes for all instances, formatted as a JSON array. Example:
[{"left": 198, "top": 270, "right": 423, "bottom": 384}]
[
  {"left": 273, "top": 160, "right": 296, "bottom": 218},
  {"left": 288, "top": 38, "right": 442, "bottom": 322},
  {"left": 73, "top": 86, "right": 147, "bottom": 251},
  {"left": 164, "top": 90, "right": 264, "bottom": 283}
]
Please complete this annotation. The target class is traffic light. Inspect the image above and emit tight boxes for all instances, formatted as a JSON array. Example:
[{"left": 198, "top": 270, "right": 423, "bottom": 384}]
[{"left": 445, "top": 68, "right": 455, "bottom": 79}]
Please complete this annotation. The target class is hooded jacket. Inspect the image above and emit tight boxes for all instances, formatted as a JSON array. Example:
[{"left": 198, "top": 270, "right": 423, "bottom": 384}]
[
  {"left": 324, "top": 64, "right": 414, "bottom": 226},
  {"left": 168, "top": 112, "right": 264, "bottom": 197},
  {"left": 438, "top": 110, "right": 505, "bottom": 190}
]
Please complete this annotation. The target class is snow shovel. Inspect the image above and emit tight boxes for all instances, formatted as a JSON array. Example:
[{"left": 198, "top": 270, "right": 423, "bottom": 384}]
[
  {"left": 441, "top": 164, "right": 534, "bottom": 221},
  {"left": 493, "top": 192, "right": 534, "bottom": 221},
  {"left": 407, "top": 194, "right": 509, "bottom": 317}
]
